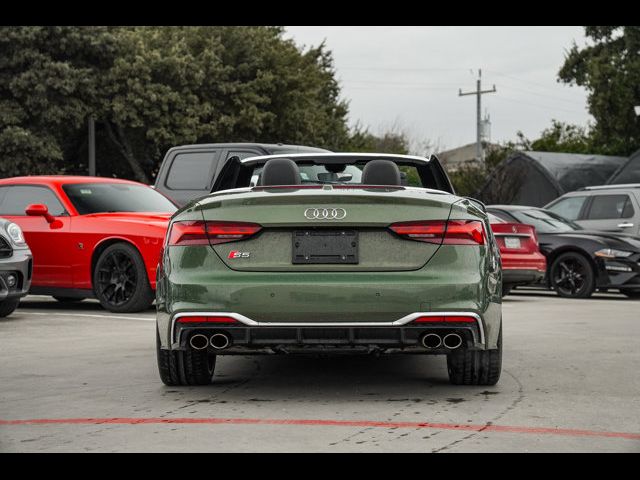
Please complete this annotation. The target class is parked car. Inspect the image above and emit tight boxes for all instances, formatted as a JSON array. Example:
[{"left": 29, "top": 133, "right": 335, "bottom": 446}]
[
  {"left": 154, "top": 143, "right": 330, "bottom": 207},
  {"left": 487, "top": 205, "right": 640, "bottom": 299},
  {"left": 156, "top": 153, "right": 503, "bottom": 386},
  {"left": 488, "top": 213, "right": 546, "bottom": 296},
  {"left": 0, "top": 218, "right": 32, "bottom": 317},
  {"left": 545, "top": 184, "right": 640, "bottom": 236},
  {"left": 0, "top": 176, "right": 177, "bottom": 312}
]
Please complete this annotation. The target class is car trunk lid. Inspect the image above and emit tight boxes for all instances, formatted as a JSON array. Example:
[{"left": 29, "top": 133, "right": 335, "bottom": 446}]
[{"left": 194, "top": 186, "right": 459, "bottom": 272}]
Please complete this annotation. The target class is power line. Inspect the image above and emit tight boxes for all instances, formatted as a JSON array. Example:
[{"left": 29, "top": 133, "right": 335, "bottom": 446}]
[
  {"left": 343, "top": 80, "right": 458, "bottom": 87},
  {"left": 484, "top": 69, "right": 575, "bottom": 94},
  {"left": 498, "top": 84, "right": 586, "bottom": 106},
  {"left": 491, "top": 95, "right": 587, "bottom": 116},
  {"left": 340, "top": 66, "right": 472, "bottom": 73}
]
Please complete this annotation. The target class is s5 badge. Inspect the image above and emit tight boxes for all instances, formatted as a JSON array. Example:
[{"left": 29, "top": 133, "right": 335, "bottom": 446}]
[{"left": 228, "top": 250, "right": 250, "bottom": 259}]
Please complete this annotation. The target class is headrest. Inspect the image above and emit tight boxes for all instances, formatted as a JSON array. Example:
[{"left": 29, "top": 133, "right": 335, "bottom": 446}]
[
  {"left": 361, "top": 160, "right": 402, "bottom": 186},
  {"left": 259, "top": 158, "right": 301, "bottom": 186}
]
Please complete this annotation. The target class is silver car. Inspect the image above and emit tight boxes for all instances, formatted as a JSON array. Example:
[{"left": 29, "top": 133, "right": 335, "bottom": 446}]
[
  {"left": 0, "top": 218, "right": 32, "bottom": 317},
  {"left": 545, "top": 184, "right": 640, "bottom": 236}
]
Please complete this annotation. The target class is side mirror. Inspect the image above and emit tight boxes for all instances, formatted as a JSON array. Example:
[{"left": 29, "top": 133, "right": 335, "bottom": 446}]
[{"left": 26, "top": 204, "right": 55, "bottom": 224}]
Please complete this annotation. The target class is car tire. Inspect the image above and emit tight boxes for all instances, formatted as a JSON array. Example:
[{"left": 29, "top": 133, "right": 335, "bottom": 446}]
[
  {"left": 621, "top": 290, "right": 640, "bottom": 299},
  {"left": 156, "top": 331, "right": 216, "bottom": 386},
  {"left": 53, "top": 296, "right": 86, "bottom": 303},
  {"left": 93, "top": 243, "right": 154, "bottom": 313},
  {"left": 502, "top": 285, "right": 513, "bottom": 297},
  {"left": 549, "top": 252, "right": 595, "bottom": 299},
  {"left": 447, "top": 326, "right": 502, "bottom": 386},
  {"left": 0, "top": 298, "right": 20, "bottom": 318}
]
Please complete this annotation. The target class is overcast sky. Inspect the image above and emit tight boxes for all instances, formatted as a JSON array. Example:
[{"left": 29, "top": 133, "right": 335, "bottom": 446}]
[{"left": 284, "top": 26, "right": 591, "bottom": 153}]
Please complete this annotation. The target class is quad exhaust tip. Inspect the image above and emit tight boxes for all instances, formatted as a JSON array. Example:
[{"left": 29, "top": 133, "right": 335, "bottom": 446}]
[
  {"left": 189, "top": 334, "right": 209, "bottom": 351},
  {"left": 443, "top": 333, "right": 463, "bottom": 350},
  {"left": 210, "top": 333, "right": 231, "bottom": 350},
  {"left": 421, "top": 333, "right": 442, "bottom": 349}
]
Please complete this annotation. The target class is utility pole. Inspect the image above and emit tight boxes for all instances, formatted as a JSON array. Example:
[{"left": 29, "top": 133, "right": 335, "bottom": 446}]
[
  {"left": 459, "top": 69, "right": 496, "bottom": 163},
  {"left": 88, "top": 116, "right": 96, "bottom": 176}
]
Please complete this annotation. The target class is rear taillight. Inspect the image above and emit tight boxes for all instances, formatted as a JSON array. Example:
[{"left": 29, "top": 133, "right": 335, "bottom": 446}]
[
  {"left": 177, "top": 315, "right": 238, "bottom": 324},
  {"left": 389, "top": 220, "right": 485, "bottom": 245},
  {"left": 167, "top": 221, "right": 209, "bottom": 246},
  {"left": 167, "top": 221, "right": 262, "bottom": 246},
  {"left": 205, "top": 221, "right": 262, "bottom": 244},
  {"left": 413, "top": 315, "right": 476, "bottom": 323}
]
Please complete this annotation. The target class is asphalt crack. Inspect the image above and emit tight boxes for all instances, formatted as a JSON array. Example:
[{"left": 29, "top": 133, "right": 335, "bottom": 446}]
[{"left": 430, "top": 369, "right": 525, "bottom": 453}]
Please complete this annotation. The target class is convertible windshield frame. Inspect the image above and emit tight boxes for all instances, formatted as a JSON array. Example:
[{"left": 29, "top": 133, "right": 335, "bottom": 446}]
[{"left": 213, "top": 152, "right": 454, "bottom": 194}]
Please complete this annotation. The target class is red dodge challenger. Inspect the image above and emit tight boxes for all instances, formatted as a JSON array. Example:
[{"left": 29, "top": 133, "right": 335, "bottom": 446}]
[
  {"left": 0, "top": 176, "right": 177, "bottom": 312},
  {"left": 488, "top": 213, "right": 547, "bottom": 296}
]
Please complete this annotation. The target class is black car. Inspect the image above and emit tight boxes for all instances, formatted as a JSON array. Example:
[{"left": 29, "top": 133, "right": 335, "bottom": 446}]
[{"left": 487, "top": 205, "right": 640, "bottom": 299}]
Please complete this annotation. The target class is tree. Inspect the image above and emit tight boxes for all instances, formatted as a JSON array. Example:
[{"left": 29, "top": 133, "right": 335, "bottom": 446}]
[
  {"left": 0, "top": 26, "right": 353, "bottom": 181},
  {"left": 345, "top": 122, "right": 410, "bottom": 154},
  {"left": 526, "top": 120, "right": 595, "bottom": 153},
  {"left": 559, "top": 26, "right": 640, "bottom": 156},
  {"left": 0, "top": 26, "right": 119, "bottom": 177},
  {"left": 99, "top": 26, "right": 351, "bottom": 182}
]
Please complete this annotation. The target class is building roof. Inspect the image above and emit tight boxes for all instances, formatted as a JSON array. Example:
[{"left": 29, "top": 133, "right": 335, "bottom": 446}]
[{"left": 437, "top": 142, "right": 500, "bottom": 170}]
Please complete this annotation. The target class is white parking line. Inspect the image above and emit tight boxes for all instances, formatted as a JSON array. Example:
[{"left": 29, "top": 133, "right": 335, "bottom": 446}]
[{"left": 16, "top": 311, "right": 155, "bottom": 322}]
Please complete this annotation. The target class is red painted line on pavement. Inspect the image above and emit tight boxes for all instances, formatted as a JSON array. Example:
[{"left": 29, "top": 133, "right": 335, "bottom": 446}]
[{"left": 1, "top": 417, "right": 639, "bottom": 440}]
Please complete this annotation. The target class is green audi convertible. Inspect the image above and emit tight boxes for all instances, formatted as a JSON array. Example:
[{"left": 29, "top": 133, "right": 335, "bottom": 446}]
[{"left": 156, "top": 153, "right": 503, "bottom": 386}]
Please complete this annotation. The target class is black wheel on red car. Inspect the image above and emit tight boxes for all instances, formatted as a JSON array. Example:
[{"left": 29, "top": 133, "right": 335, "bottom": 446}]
[
  {"left": 447, "top": 325, "right": 502, "bottom": 386},
  {"left": 550, "top": 252, "right": 595, "bottom": 299},
  {"left": 93, "top": 242, "right": 154, "bottom": 313},
  {"left": 0, "top": 298, "right": 20, "bottom": 318},
  {"left": 621, "top": 290, "right": 640, "bottom": 299},
  {"left": 53, "top": 296, "right": 86, "bottom": 303},
  {"left": 502, "top": 285, "right": 513, "bottom": 297},
  {"left": 156, "top": 331, "right": 216, "bottom": 386}
]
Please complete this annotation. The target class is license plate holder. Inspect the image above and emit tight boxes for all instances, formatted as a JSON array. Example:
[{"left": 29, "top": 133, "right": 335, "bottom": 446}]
[
  {"left": 292, "top": 230, "right": 359, "bottom": 264},
  {"left": 504, "top": 237, "right": 522, "bottom": 249}
]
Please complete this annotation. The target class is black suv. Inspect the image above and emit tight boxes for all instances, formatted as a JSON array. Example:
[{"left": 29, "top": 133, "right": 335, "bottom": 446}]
[{"left": 154, "top": 143, "right": 329, "bottom": 206}]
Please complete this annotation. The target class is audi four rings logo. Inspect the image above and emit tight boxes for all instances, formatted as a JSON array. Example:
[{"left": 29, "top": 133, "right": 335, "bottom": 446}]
[{"left": 304, "top": 208, "right": 347, "bottom": 220}]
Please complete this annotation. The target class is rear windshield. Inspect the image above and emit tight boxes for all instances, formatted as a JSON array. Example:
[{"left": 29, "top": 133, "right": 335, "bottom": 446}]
[
  {"left": 510, "top": 209, "right": 581, "bottom": 234},
  {"left": 63, "top": 183, "right": 177, "bottom": 215}
]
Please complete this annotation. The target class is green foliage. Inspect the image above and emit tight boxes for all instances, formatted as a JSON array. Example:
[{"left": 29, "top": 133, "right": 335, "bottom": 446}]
[
  {"left": 559, "top": 26, "right": 640, "bottom": 156},
  {"left": 345, "top": 123, "right": 410, "bottom": 154},
  {"left": 527, "top": 120, "right": 595, "bottom": 153},
  {"left": 0, "top": 26, "right": 119, "bottom": 176},
  {"left": 0, "top": 26, "right": 353, "bottom": 181}
]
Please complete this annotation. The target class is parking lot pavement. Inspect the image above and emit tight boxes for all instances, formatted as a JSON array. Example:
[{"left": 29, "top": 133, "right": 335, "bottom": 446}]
[{"left": 1, "top": 292, "right": 639, "bottom": 452}]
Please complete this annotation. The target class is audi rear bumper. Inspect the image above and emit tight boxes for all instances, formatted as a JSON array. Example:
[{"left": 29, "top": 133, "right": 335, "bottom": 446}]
[{"left": 167, "top": 311, "right": 488, "bottom": 354}]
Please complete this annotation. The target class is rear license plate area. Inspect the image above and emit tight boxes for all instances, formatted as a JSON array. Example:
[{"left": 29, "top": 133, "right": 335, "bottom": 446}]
[
  {"left": 292, "top": 230, "right": 358, "bottom": 264},
  {"left": 504, "top": 237, "right": 522, "bottom": 249}
]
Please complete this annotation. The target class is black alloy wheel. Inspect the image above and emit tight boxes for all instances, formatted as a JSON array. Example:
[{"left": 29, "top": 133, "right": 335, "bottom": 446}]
[
  {"left": 550, "top": 252, "right": 595, "bottom": 299},
  {"left": 93, "top": 243, "right": 154, "bottom": 313}
]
